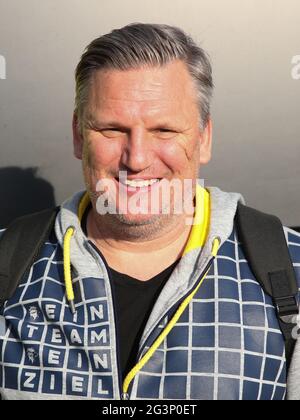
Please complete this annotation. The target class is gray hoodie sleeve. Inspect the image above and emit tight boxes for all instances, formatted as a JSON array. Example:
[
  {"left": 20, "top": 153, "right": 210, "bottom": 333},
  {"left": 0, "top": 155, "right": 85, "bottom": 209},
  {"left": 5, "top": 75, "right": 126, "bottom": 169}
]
[
  {"left": 284, "top": 227, "right": 300, "bottom": 400},
  {"left": 287, "top": 338, "right": 300, "bottom": 400}
]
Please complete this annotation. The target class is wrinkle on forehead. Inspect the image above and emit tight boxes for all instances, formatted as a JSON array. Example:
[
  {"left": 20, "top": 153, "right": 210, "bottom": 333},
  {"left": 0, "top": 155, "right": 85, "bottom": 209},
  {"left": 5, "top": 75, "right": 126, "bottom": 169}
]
[
  {"left": 89, "top": 60, "right": 197, "bottom": 105},
  {"left": 84, "top": 62, "right": 199, "bottom": 128}
]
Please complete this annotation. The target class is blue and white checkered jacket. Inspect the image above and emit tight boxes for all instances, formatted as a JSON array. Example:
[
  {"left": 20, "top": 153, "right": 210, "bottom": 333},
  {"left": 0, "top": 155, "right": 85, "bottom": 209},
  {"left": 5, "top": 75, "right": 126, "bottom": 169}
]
[{"left": 0, "top": 187, "right": 300, "bottom": 400}]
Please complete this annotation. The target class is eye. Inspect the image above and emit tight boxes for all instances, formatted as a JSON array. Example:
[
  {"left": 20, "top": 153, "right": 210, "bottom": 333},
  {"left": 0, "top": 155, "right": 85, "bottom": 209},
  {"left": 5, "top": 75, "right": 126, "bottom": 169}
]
[
  {"left": 155, "top": 128, "right": 177, "bottom": 139},
  {"left": 99, "top": 128, "right": 124, "bottom": 138}
]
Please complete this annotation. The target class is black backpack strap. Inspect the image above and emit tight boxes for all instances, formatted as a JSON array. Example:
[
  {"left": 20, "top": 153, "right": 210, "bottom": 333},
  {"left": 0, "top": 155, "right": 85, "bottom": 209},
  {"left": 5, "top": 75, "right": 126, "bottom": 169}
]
[
  {"left": 236, "top": 203, "right": 299, "bottom": 370},
  {"left": 0, "top": 207, "right": 59, "bottom": 306}
]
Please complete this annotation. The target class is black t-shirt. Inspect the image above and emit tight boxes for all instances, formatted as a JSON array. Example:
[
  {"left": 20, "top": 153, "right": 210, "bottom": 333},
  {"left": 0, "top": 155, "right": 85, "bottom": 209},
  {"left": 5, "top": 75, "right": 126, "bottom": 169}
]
[
  {"left": 110, "top": 260, "right": 178, "bottom": 379},
  {"left": 81, "top": 207, "right": 179, "bottom": 379}
]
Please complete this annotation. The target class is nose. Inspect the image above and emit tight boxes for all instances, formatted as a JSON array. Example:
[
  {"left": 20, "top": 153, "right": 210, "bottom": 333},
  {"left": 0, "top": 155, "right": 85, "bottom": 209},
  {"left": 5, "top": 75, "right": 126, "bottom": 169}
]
[{"left": 121, "top": 127, "right": 153, "bottom": 172}]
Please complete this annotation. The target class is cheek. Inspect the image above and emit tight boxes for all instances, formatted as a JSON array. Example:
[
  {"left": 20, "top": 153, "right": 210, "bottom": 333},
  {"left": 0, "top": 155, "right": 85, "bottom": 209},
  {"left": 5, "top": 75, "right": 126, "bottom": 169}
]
[
  {"left": 158, "top": 138, "right": 199, "bottom": 174},
  {"left": 83, "top": 135, "right": 121, "bottom": 168}
]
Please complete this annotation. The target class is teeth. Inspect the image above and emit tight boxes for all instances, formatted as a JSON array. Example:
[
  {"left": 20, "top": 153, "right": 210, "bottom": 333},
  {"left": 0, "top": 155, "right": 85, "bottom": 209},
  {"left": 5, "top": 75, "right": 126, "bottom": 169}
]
[{"left": 120, "top": 179, "right": 160, "bottom": 188}]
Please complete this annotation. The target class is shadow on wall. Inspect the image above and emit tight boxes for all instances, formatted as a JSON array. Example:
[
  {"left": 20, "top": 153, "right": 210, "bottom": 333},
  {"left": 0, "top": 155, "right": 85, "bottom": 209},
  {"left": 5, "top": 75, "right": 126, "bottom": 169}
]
[{"left": 0, "top": 167, "right": 56, "bottom": 228}]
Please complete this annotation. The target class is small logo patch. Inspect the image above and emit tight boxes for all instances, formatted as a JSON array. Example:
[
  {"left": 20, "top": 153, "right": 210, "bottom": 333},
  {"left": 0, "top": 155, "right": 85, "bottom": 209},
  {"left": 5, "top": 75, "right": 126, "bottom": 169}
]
[
  {"left": 28, "top": 306, "right": 39, "bottom": 321},
  {"left": 27, "top": 347, "right": 38, "bottom": 364}
]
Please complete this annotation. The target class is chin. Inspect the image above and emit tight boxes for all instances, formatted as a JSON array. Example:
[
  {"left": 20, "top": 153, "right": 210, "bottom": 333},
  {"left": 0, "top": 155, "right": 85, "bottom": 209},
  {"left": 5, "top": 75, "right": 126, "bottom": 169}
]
[{"left": 112, "top": 212, "right": 165, "bottom": 227}]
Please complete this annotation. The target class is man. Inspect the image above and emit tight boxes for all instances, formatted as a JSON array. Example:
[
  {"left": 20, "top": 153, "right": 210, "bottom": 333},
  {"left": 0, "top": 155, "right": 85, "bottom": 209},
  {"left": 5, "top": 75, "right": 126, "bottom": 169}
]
[{"left": 0, "top": 23, "right": 300, "bottom": 400}]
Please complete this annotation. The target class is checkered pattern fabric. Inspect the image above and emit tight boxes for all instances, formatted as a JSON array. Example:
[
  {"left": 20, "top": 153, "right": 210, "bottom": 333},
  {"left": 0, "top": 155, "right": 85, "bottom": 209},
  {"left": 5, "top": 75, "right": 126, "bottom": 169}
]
[
  {"left": 133, "top": 227, "right": 300, "bottom": 400},
  {"left": 0, "top": 233, "right": 118, "bottom": 399},
  {"left": 0, "top": 226, "right": 300, "bottom": 400}
]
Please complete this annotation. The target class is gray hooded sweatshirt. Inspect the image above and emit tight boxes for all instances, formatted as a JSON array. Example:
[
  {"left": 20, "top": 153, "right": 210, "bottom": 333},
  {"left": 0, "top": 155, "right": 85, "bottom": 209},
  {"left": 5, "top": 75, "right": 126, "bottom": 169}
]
[{"left": 0, "top": 186, "right": 300, "bottom": 400}]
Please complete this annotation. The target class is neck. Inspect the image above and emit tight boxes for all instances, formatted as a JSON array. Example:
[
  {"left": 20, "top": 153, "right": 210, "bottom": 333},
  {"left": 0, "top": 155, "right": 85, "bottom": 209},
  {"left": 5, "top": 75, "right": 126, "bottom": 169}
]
[
  {"left": 85, "top": 208, "right": 192, "bottom": 279},
  {"left": 87, "top": 207, "right": 191, "bottom": 254}
]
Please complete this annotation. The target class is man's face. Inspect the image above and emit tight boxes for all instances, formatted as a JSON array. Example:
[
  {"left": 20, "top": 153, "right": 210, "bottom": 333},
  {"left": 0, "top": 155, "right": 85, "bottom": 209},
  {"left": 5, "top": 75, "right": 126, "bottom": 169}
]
[{"left": 73, "top": 59, "right": 212, "bottom": 228}]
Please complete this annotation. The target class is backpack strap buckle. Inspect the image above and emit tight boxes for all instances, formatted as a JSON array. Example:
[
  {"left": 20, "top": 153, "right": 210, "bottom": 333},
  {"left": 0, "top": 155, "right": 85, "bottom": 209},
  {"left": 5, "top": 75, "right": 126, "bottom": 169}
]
[
  {"left": 275, "top": 295, "right": 299, "bottom": 318},
  {"left": 269, "top": 269, "right": 299, "bottom": 320}
]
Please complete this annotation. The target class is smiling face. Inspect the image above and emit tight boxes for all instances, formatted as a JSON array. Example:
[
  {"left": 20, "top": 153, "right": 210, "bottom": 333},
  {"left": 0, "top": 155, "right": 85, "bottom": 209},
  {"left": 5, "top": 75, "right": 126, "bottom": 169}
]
[{"left": 73, "top": 59, "right": 212, "bottom": 234}]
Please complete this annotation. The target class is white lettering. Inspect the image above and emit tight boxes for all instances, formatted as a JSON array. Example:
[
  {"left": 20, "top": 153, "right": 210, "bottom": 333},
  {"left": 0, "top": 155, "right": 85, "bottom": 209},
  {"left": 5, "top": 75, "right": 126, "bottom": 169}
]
[
  {"left": 73, "top": 311, "right": 78, "bottom": 323},
  {"left": 70, "top": 329, "right": 82, "bottom": 344},
  {"left": 90, "top": 305, "right": 104, "bottom": 322},
  {"left": 128, "top": 190, "right": 149, "bottom": 215},
  {"left": 50, "top": 374, "right": 55, "bottom": 391},
  {"left": 91, "top": 329, "right": 107, "bottom": 344},
  {"left": 0, "top": 55, "right": 6, "bottom": 80},
  {"left": 292, "top": 55, "right": 300, "bottom": 80},
  {"left": 26, "top": 325, "right": 39, "bottom": 338},
  {"left": 51, "top": 328, "right": 63, "bottom": 344},
  {"left": 97, "top": 379, "right": 109, "bottom": 395},
  {"left": 72, "top": 376, "right": 84, "bottom": 393},
  {"left": 77, "top": 352, "right": 82, "bottom": 369},
  {"left": 95, "top": 179, "right": 117, "bottom": 215},
  {"left": 23, "top": 372, "right": 36, "bottom": 389},
  {"left": 48, "top": 350, "right": 61, "bottom": 365},
  {"left": 45, "top": 304, "right": 56, "bottom": 320},
  {"left": 102, "top": 405, "right": 136, "bottom": 417},
  {"left": 93, "top": 352, "right": 108, "bottom": 369}
]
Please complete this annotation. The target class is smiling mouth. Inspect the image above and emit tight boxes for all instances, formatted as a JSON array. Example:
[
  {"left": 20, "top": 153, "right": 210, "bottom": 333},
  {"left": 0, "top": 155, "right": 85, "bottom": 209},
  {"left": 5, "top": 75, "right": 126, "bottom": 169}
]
[{"left": 116, "top": 178, "right": 161, "bottom": 188}]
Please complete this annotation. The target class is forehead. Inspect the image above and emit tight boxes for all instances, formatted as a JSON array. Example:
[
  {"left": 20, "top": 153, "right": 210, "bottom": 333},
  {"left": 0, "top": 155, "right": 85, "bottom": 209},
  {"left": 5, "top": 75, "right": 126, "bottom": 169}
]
[{"left": 87, "top": 60, "right": 198, "bottom": 120}]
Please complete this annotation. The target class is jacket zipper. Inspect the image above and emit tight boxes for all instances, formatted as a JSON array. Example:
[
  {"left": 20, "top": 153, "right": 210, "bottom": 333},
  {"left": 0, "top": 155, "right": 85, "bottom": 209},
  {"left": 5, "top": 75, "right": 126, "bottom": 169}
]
[
  {"left": 129, "top": 256, "right": 215, "bottom": 394},
  {"left": 88, "top": 243, "right": 215, "bottom": 400},
  {"left": 87, "top": 241, "right": 125, "bottom": 400}
]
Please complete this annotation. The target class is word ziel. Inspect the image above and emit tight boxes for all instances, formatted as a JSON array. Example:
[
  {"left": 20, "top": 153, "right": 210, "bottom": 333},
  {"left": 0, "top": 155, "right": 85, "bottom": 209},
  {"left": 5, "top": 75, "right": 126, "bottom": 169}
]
[
  {"left": 22, "top": 372, "right": 109, "bottom": 396},
  {"left": 0, "top": 55, "right": 6, "bottom": 79},
  {"left": 291, "top": 55, "right": 300, "bottom": 80}
]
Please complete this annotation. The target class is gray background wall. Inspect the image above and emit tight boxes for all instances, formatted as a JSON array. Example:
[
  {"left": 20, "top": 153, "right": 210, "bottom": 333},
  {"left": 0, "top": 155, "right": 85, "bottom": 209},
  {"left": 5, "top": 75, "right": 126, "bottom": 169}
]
[{"left": 0, "top": 0, "right": 299, "bottom": 227}]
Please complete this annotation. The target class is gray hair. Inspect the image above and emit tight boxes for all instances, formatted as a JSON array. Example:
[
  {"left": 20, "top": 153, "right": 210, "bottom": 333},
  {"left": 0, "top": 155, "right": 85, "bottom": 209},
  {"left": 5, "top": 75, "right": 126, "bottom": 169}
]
[{"left": 75, "top": 23, "right": 213, "bottom": 131}]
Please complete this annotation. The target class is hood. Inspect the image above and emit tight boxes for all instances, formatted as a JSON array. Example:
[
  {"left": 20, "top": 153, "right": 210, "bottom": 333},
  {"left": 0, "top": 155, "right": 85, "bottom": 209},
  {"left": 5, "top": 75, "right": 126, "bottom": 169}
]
[
  {"left": 55, "top": 186, "right": 245, "bottom": 254},
  {"left": 54, "top": 185, "right": 245, "bottom": 326}
]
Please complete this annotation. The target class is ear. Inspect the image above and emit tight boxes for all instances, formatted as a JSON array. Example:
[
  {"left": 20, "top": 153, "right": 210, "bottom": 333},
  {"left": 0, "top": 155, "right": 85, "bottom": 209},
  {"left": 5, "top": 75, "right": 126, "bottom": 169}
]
[
  {"left": 199, "top": 118, "right": 212, "bottom": 165},
  {"left": 72, "top": 113, "right": 84, "bottom": 160}
]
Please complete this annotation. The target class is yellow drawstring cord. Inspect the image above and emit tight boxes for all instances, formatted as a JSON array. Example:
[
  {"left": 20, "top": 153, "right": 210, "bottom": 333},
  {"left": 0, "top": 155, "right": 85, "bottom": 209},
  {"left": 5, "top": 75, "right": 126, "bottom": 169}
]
[
  {"left": 183, "top": 186, "right": 210, "bottom": 256},
  {"left": 63, "top": 192, "right": 90, "bottom": 314},
  {"left": 62, "top": 188, "right": 219, "bottom": 396},
  {"left": 63, "top": 186, "right": 208, "bottom": 315},
  {"left": 63, "top": 227, "right": 76, "bottom": 314},
  {"left": 122, "top": 236, "right": 220, "bottom": 396}
]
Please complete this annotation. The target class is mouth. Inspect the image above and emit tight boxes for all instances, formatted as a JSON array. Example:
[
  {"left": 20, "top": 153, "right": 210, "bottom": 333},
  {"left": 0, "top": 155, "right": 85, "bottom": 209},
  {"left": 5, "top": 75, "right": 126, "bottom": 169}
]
[{"left": 114, "top": 177, "right": 163, "bottom": 193}]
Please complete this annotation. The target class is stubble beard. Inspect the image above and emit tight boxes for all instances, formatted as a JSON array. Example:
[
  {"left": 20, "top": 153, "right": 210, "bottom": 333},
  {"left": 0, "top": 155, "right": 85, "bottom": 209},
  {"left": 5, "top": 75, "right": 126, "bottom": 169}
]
[
  {"left": 93, "top": 194, "right": 182, "bottom": 241},
  {"left": 86, "top": 186, "right": 185, "bottom": 241}
]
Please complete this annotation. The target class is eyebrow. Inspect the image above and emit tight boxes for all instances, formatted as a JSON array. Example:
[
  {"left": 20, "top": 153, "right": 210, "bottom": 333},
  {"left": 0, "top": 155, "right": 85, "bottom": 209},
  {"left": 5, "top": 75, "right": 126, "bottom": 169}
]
[
  {"left": 85, "top": 117, "right": 181, "bottom": 131},
  {"left": 87, "top": 120, "right": 130, "bottom": 131}
]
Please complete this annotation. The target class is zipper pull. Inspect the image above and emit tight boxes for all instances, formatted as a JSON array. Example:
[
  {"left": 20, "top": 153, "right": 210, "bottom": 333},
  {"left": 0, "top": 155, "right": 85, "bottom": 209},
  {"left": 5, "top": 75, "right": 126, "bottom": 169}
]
[{"left": 121, "top": 392, "right": 130, "bottom": 400}]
